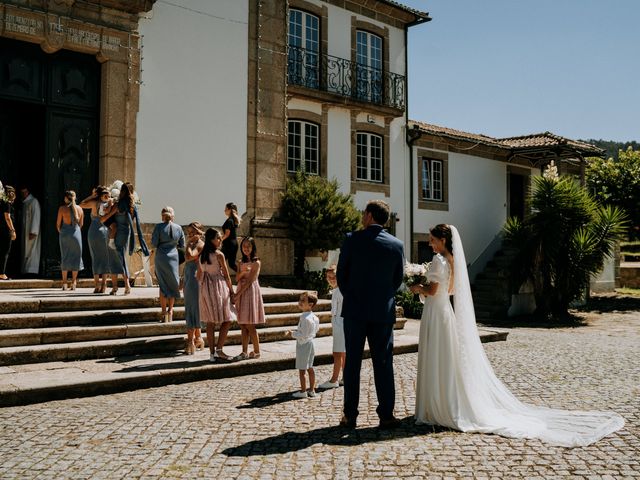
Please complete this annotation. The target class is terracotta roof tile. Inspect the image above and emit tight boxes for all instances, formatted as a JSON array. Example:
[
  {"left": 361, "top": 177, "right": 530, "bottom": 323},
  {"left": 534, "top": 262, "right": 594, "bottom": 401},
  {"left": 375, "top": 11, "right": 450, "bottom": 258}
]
[
  {"left": 409, "top": 121, "right": 605, "bottom": 157},
  {"left": 379, "top": 0, "right": 430, "bottom": 20},
  {"left": 408, "top": 120, "right": 501, "bottom": 147},
  {"left": 498, "top": 132, "right": 604, "bottom": 154}
]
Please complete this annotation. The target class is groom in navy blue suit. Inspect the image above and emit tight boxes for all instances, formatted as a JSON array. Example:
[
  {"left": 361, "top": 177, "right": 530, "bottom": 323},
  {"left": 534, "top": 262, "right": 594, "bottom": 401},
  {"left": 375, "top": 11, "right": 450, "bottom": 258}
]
[{"left": 337, "top": 200, "right": 404, "bottom": 429}]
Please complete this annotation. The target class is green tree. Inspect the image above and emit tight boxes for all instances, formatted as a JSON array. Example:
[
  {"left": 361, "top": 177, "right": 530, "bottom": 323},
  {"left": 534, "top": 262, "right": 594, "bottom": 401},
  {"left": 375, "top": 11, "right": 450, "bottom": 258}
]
[
  {"left": 586, "top": 147, "right": 640, "bottom": 239},
  {"left": 281, "top": 171, "right": 361, "bottom": 276},
  {"left": 503, "top": 173, "right": 628, "bottom": 318}
]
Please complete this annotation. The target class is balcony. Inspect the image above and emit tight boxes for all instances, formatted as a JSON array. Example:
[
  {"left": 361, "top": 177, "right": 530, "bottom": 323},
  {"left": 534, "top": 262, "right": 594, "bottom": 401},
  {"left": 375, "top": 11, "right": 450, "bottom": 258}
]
[{"left": 287, "top": 45, "right": 406, "bottom": 111}]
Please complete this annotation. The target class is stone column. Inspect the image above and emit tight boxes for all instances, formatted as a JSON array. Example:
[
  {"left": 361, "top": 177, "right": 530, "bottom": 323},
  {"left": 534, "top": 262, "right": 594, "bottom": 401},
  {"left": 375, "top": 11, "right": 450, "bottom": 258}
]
[{"left": 246, "top": 0, "right": 293, "bottom": 276}]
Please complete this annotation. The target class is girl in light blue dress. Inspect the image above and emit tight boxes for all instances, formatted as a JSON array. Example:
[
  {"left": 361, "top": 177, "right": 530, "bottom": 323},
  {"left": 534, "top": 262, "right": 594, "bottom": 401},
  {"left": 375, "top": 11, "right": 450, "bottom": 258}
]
[{"left": 183, "top": 222, "right": 205, "bottom": 354}]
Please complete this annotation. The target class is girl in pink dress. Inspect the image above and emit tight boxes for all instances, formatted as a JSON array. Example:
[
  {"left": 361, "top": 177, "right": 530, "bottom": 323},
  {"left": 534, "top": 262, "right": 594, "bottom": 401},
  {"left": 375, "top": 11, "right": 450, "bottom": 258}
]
[
  {"left": 198, "top": 228, "right": 235, "bottom": 362},
  {"left": 233, "top": 237, "right": 266, "bottom": 360}
]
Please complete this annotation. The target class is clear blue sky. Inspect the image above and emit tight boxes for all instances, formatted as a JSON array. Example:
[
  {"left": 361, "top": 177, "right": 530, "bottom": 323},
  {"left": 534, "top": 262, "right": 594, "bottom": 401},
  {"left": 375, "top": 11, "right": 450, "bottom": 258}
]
[{"left": 402, "top": 0, "right": 640, "bottom": 142}]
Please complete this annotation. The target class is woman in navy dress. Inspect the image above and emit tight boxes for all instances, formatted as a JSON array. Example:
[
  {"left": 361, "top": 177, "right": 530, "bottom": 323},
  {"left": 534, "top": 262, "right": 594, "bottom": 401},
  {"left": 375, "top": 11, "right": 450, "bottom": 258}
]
[
  {"left": 56, "top": 191, "right": 84, "bottom": 291},
  {"left": 151, "top": 206, "right": 184, "bottom": 323},
  {"left": 221, "top": 202, "right": 240, "bottom": 272}
]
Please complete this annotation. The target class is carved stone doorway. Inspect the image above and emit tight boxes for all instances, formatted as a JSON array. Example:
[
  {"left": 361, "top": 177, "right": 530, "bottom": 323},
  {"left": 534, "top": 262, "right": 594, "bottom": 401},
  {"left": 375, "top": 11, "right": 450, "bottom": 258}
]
[{"left": 0, "top": 37, "right": 100, "bottom": 276}]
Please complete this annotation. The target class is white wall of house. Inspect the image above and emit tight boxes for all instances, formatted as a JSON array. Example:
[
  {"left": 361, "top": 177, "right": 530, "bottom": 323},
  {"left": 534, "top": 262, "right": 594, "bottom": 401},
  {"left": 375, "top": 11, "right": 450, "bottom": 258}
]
[
  {"left": 136, "top": 0, "right": 248, "bottom": 226},
  {"left": 413, "top": 148, "right": 512, "bottom": 277}
]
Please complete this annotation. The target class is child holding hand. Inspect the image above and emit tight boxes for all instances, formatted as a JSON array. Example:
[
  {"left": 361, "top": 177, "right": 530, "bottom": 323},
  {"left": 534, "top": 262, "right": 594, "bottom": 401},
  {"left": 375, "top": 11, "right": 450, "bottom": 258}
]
[
  {"left": 288, "top": 292, "right": 320, "bottom": 398},
  {"left": 198, "top": 228, "right": 235, "bottom": 362},
  {"left": 318, "top": 265, "right": 345, "bottom": 389},
  {"left": 233, "top": 237, "right": 265, "bottom": 360}
]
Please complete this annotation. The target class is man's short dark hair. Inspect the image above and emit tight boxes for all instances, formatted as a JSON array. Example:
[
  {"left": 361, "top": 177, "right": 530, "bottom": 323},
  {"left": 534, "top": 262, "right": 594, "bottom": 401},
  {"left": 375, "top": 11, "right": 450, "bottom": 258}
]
[{"left": 365, "top": 200, "right": 390, "bottom": 225}]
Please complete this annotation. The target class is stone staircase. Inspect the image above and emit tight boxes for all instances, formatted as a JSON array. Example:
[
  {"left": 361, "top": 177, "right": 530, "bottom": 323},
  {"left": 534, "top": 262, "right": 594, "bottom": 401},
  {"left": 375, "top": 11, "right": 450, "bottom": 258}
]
[
  {"left": 471, "top": 247, "right": 517, "bottom": 323},
  {"left": 0, "top": 286, "right": 406, "bottom": 366}
]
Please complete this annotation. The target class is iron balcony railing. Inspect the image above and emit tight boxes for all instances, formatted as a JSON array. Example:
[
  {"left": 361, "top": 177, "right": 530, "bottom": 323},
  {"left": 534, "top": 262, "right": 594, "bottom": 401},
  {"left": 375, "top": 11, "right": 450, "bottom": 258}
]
[{"left": 287, "top": 45, "right": 406, "bottom": 110}]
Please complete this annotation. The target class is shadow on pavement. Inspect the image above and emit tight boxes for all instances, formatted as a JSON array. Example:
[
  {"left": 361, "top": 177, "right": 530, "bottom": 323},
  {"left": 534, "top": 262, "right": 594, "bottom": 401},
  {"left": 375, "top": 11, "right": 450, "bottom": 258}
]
[
  {"left": 222, "top": 417, "right": 451, "bottom": 456},
  {"left": 114, "top": 359, "right": 213, "bottom": 372},
  {"left": 578, "top": 294, "right": 640, "bottom": 313},
  {"left": 236, "top": 391, "right": 306, "bottom": 409}
]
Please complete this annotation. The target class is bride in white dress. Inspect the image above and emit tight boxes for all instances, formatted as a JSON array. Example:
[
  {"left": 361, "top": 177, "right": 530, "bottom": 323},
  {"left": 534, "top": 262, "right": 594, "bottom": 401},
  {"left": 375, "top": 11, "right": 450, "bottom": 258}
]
[{"left": 409, "top": 224, "right": 624, "bottom": 447}]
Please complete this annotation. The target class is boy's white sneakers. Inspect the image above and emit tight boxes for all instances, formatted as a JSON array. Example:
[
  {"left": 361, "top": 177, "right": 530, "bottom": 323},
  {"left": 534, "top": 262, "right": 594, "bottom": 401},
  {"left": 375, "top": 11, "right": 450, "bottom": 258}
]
[
  {"left": 292, "top": 391, "right": 308, "bottom": 399},
  {"left": 307, "top": 389, "right": 317, "bottom": 398},
  {"left": 319, "top": 380, "right": 339, "bottom": 389}
]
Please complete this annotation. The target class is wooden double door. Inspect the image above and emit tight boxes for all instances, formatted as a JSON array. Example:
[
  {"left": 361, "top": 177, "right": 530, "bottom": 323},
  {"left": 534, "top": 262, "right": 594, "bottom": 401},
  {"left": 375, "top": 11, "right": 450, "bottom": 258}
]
[{"left": 0, "top": 37, "right": 100, "bottom": 276}]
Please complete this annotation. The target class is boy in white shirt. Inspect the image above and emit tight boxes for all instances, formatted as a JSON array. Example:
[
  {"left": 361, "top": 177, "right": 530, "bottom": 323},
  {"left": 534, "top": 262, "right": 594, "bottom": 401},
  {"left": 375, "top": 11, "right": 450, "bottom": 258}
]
[
  {"left": 288, "top": 292, "right": 320, "bottom": 398},
  {"left": 319, "top": 265, "right": 345, "bottom": 389}
]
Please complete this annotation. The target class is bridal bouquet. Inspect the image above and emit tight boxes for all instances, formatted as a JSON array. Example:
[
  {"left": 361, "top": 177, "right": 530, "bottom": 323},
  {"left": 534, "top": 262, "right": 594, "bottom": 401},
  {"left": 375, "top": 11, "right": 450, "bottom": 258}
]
[{"left": 404, "top": 261, "right": 431, "bottom": 288}]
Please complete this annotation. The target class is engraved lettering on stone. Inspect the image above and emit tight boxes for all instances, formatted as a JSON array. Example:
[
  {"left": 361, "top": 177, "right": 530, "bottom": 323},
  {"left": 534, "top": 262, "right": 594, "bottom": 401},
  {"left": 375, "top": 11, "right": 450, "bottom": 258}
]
[{"left": 4, "top": 14, "right": 43, "bottom": 35}]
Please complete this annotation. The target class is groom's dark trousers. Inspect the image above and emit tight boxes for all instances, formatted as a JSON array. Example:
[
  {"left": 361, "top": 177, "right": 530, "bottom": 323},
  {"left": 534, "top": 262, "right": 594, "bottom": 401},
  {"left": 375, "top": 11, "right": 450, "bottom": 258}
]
[{"left": 337, "top": 224, "right": 404, "bottom": 422}]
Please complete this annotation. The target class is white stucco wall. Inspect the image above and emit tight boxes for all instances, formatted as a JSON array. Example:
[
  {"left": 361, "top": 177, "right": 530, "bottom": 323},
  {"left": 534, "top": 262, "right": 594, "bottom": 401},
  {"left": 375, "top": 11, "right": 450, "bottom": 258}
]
[
  {"left": 413, "top": 148, "right": 511, "bottom": 272},
  {"left": 136, "top": 0, "right": 248, "bottom": 226}
]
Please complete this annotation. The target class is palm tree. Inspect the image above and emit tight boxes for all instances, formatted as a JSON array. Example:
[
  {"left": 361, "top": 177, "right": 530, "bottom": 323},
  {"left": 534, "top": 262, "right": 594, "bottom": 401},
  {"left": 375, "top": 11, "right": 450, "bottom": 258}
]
[{"left": 503, "top": 171, "right": 627, "bottom": 318}]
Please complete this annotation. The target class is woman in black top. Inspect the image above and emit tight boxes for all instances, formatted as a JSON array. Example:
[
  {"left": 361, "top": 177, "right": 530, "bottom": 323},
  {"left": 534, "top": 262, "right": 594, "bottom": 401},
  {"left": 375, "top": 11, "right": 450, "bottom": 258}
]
[
  {"left": 0, "top": 185, "right": 17, "bottom": 280},
  {"left": 221, "top": 202, "right": 240, "bottom": 272}
]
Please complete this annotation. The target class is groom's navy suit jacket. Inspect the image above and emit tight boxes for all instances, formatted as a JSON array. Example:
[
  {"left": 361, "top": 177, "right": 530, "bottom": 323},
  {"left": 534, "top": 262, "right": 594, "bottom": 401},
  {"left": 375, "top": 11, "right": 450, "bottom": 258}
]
[
  {"left": 337, "top": 224, "right": 404, "bottom": 420},
  {"left": 337, "top": 224, "right": 404, "bottom": 324}
]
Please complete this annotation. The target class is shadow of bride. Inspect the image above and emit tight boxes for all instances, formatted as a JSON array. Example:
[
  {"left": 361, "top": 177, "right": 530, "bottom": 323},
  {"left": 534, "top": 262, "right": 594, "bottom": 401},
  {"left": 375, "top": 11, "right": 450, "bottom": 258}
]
[{"left": 221, "top": 417, "right": 451, "bottom": 457}]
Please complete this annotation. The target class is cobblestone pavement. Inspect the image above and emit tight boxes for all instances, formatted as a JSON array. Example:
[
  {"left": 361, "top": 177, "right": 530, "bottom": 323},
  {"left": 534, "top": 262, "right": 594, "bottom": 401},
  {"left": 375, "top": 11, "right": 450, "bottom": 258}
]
[{"left": 0, "top": 313, "right": 638, "bottom": 479}]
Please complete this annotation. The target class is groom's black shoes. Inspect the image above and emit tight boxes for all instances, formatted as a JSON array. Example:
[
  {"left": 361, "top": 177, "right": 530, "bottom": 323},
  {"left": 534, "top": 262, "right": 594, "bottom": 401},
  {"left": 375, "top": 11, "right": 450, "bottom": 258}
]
[
  {"left": 339, "top": 415, "right": 356, "bottom": 429},
  {"left": 378, "top": 416, "right": 401, "bottom": 430}
]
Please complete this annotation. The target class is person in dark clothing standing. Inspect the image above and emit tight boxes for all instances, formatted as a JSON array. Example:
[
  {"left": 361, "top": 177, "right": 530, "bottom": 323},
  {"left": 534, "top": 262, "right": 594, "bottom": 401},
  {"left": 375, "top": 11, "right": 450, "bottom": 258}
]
[
  {"left": 221, "top": 202, "right": 240, "bottom": 272},
  {"left": 0, "top": 185, "right": 17, "bottom": 280}
]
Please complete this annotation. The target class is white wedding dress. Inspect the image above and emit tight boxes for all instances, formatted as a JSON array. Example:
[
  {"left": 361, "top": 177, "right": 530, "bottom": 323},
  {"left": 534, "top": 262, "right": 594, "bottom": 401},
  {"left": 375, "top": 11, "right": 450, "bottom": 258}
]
[{"left": 414, "top": 226, "right": 624, "bottom": 447}]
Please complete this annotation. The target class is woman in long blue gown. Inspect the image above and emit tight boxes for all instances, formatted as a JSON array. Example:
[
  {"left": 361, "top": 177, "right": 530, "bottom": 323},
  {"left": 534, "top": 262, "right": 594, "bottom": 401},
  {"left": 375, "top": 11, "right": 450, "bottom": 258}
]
[
  {"left": 79, "top": 186, "right": 113, "bottom": 293},
  {"left": 104, "top": 182, "right": 148, "bottom": 295},
  {"left": 56, "top": 191, "right": 84, "bottom": 291},
  {"left": 151, "top": 206, "right": 184, "bottom": 323}
]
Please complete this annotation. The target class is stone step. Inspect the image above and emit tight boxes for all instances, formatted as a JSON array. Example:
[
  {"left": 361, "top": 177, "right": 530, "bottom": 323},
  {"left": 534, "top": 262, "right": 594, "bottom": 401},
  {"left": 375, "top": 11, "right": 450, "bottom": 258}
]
[
  {"left": 0, "top": 301, "right": 331, "bottom": 330},
  {"left": 0, "top": 312, "right": 334, "bottom": 347},
  {"left": 0, "top": 320, "right": 407, "bottom": 366},
  {"left": 0, "top": 279, "right": 97, "bottom": 290},
  {"left": 0, "top": 320, "right": 509, "bottom": 407},
  {"left": 0, "top": 287, "right": 318, "bottom": 315}
]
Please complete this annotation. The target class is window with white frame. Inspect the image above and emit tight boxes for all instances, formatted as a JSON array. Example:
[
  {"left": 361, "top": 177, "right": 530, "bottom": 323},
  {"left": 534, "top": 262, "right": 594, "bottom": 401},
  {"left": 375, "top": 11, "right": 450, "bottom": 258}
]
[
  {"left": 288, "top": 9, "right": 319, "bottom": 88},
  {"left": 356, "top": 132, "right": 383, "bottom": 182},
  {"left": 356, "top": 30, "right": 383, "bottom": 103},
  {"left": 421, "top": 158, "right": 443, "bottom": 201},
  {"left": 287, "top": 120, "right": 319, "bottom": 175}
]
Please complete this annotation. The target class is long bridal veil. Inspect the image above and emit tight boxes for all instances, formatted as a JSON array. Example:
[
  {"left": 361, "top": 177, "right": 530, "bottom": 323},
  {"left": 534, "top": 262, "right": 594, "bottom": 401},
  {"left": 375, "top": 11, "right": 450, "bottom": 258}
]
[{"left": 449, "top": 226, "right": 624, "bottom": 447}]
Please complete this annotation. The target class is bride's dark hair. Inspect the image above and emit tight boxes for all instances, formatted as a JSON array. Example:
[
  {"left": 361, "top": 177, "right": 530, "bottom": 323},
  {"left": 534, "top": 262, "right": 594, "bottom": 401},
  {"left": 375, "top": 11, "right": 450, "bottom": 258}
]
[{"left": 430, "top": 224, "right": 453, "bottom": 255}]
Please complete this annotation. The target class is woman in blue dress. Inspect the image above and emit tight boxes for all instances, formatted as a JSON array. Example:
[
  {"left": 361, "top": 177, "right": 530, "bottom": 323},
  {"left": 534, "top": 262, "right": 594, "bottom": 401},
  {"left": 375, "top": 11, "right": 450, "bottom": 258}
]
[
  {"left": 56, "top": 191, "right": 84, "bottom": 291},
  {"left": 151, "top": 206, "right": 185, "bottom": 323},
  {"left": 183, "top": 222, "right": 205, "bottom": 354},
  {"left": 79, "top": 186, "right": 113, "bottom": 293},
  {"left": 104, "top": 182, "right": 149, "bottom": 295}
]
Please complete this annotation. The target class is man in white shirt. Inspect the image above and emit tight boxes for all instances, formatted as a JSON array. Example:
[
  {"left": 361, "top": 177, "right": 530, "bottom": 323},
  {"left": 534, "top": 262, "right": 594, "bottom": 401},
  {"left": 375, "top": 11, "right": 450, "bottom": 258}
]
[{"left": 19, "top": 186, "right": 41, "bottom": 276}]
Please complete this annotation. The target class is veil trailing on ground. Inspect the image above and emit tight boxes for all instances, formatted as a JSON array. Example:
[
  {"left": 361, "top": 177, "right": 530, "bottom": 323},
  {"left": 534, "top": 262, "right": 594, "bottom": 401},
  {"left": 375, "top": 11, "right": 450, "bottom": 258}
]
[{"left": 449, "top": 225, "right": 624, "bottom": 447}]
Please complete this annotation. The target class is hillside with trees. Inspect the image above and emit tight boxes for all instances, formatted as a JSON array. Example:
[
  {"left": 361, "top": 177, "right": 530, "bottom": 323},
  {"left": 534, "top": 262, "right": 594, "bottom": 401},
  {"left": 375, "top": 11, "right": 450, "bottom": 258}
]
[{"left": 581, "top": 139, "right": 640, "bottom": 160}]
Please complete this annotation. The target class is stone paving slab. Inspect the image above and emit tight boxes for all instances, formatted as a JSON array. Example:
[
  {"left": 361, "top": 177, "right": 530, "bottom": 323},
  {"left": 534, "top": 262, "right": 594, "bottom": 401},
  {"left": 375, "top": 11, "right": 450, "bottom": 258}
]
[
  {"left": 0, "top": 313, "right": 636, "bottom": 479},
  {"left": 0, "top": 319, "right": 507, "bottom": 407}
]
